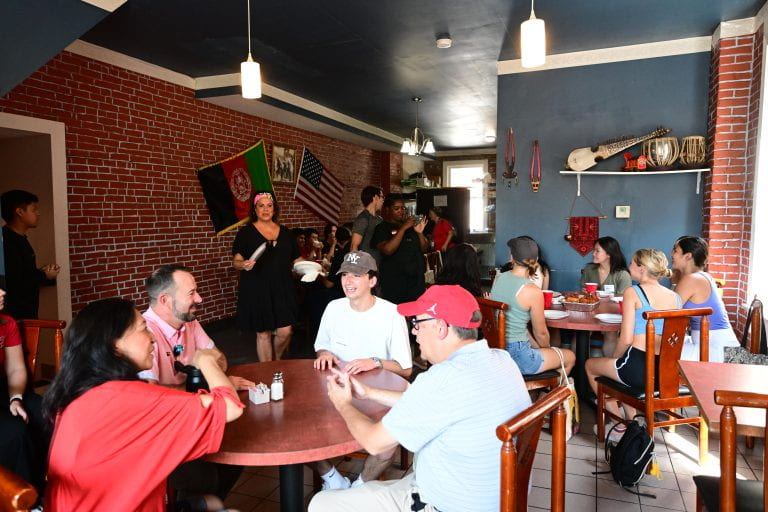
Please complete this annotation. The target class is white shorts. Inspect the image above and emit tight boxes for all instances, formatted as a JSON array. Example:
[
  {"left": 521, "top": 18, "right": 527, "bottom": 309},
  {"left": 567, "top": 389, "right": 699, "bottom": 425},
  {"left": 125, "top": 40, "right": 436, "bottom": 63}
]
[
  {"left": 309, "top": 472, "right": 440, "bottom": 512},
  {"left": 680, "top": 328, "right": 740, "bottom": 363}
]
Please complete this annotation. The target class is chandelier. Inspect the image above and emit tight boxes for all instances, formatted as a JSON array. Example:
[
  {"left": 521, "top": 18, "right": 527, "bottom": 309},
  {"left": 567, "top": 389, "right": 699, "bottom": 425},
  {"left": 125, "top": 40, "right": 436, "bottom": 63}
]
[{"left": 400, "top": 97, "right": 435, "bottom": 156}]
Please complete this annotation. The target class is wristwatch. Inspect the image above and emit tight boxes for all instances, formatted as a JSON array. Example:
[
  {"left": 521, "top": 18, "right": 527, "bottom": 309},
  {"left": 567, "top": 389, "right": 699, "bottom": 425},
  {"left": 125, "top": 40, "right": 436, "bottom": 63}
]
[
  {"left": 9, "top": 394, "right": 22, "bottom": 405},
  {"left": 371, "top": 357, "right": 383, "bottom": 369}
]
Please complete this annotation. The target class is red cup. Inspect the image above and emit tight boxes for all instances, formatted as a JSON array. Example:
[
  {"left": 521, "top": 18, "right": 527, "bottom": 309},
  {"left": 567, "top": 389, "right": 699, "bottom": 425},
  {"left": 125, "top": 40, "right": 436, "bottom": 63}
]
[
  {"left": 584, "top": 282, "right": 598, "bottom": 294},
  {"left": 542, "top": 290, "right": 553, "bottom": 309}
]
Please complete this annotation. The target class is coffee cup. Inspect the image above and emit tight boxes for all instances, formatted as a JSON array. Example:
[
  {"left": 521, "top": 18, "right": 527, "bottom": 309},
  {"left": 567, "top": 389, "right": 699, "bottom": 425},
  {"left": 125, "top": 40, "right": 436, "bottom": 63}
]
[
  {"left": 542, "top": 290, "right": 553, "bottom": 309},
  {"left": 584, "top": 282, "right": 598, "bottom": 294}
]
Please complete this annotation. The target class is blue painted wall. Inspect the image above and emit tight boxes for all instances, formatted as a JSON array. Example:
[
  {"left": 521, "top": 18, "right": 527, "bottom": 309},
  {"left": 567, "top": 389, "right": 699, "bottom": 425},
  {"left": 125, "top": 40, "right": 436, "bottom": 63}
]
[{"left": 496, "top": 53, "right": 710, "bottom": 291}]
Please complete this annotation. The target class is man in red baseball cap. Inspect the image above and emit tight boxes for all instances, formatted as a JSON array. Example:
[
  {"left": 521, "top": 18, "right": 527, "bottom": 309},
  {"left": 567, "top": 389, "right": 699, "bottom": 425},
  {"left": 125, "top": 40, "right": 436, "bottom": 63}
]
[{"left": 310, "top": 285, "right": 531, "bottom": 512}]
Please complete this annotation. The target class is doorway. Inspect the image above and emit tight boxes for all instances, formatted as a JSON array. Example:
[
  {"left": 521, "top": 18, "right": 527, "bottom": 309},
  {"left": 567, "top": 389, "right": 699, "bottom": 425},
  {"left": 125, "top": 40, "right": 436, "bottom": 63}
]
[{"left": 0, "top": 112, "right": 72, "bottom": 328}]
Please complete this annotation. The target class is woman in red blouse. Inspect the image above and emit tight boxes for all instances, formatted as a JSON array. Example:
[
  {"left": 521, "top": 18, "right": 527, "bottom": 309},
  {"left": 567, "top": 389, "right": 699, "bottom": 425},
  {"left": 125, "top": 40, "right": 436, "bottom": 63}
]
[
  {"left": 428, "top": 207, "right": 456, "bottom": 252},
  {"left": 43, "top": 298, "right": 244, "bottom": 512}
]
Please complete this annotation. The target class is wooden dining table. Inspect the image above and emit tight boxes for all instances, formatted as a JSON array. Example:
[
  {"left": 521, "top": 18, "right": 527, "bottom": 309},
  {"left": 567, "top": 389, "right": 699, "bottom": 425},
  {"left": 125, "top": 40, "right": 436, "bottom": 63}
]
[
  {"left": 678, "top": 360, "right": 768, "bottom": 437},
  {"left": 206, "top": 359, "right": 409, "bottom": 512},
  {"left": 545, "top": 296, "right": 622, "bottom": 398}
]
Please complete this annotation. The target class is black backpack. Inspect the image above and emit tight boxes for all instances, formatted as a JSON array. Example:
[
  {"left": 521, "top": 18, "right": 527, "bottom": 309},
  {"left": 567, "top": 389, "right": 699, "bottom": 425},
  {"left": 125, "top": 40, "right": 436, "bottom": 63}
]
[{"left": 598, "top": 417, "right": 656, "bottom": 498}]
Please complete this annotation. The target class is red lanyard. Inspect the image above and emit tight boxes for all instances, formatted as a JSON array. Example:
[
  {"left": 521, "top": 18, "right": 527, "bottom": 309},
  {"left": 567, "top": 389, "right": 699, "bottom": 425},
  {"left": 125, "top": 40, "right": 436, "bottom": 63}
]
[{"left": 530, "top": 140, "right": 541, "bottom": 192}]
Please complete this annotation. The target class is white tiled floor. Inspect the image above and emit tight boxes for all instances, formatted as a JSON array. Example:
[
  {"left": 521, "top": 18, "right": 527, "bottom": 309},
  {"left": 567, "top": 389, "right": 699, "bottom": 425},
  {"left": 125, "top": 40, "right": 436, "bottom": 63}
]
[{"left": 223, "top": 403, "right": 764, "bottom": 511}]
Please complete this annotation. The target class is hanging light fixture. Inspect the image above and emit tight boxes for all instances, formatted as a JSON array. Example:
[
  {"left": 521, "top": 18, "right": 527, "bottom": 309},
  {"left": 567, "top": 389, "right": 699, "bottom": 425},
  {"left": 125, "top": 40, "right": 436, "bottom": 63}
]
[
  {"left": 521, "top": 0, "right": 546, "bottom": 68},
  {"left": 241, "top": 0, "right": 261, "bottom": 99},
  {"left": 400, "top": 97, "right": 435, "bottom": 156}
]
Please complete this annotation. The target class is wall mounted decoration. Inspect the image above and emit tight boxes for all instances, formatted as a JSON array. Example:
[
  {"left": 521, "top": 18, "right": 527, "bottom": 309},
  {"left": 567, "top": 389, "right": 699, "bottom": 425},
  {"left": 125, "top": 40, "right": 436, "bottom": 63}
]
[{"left": 272, "top": 144, "right": 297, "bottom": 184}]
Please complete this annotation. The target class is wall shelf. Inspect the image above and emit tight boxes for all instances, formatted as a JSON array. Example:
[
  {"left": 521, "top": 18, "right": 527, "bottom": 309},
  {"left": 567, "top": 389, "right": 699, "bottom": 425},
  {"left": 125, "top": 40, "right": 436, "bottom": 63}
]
[{"left": 559, "top": 168, "right": 710, "bottom": 195}]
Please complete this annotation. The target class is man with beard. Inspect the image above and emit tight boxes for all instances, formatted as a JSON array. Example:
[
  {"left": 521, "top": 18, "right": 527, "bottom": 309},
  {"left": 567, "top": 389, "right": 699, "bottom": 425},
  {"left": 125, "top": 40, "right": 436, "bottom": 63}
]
[
  {"left": 141, "top": 264, "right": 253, "bottom": 512},
  {"left": 371, "top": 194, "right": 428, "bottom": 305}
]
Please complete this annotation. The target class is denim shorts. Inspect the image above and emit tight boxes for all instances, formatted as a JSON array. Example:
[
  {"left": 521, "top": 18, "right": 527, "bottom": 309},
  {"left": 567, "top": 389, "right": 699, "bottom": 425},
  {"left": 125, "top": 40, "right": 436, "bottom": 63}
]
[{"left": 506, "top": 340, "right": 544, "bottom": 375}]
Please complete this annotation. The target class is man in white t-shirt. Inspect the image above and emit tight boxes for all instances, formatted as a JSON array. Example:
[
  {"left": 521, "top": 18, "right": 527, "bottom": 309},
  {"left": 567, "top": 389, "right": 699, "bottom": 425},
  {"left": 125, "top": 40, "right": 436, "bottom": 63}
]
[
  {"left": 312, "top": 251, "right": 412, "bottom": 490},
  {"left": 309, "top": 285, "right": 531, "bottom": 512}
]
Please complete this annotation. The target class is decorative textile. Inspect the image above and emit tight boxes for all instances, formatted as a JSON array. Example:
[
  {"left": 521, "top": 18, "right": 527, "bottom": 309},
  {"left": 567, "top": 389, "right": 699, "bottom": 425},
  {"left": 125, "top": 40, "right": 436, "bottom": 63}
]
[
  {"left": 294, "top": 148, "right": 343, "bottom": 225},
  {"left": 568, "top": 216, "right": 599, "bottom": 256},
  {"left": 197, "top": 140, "right": 272, "bottom": 234}
]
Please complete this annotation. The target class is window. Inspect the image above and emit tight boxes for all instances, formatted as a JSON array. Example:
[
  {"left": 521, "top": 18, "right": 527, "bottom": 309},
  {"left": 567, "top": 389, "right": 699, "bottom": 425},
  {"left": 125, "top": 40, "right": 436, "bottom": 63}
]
[{"left": 443, "top": 160, "right": 491, "bottom": 233}]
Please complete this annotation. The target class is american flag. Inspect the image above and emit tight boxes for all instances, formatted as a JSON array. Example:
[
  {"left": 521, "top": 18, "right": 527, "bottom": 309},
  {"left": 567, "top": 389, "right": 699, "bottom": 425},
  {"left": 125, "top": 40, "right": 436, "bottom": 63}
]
[{"left": 294, "top": 147, "right": 344, "bottom": 224}]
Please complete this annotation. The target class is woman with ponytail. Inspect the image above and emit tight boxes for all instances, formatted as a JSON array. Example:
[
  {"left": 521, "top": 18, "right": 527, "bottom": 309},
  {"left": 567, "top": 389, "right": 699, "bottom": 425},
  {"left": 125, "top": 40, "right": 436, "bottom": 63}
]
[
  {"left": 585, "top": 248, "right": 681, "bottom": 438},
  {"left": 491, "top": 237, "right": 575, "bottom": 376}
]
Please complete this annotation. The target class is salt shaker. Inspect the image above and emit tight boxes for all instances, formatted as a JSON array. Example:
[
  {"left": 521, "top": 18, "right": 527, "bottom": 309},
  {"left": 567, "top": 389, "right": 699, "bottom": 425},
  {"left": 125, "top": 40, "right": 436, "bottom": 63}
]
[{"left": 270, "top": 372, "right": 284, "bottom": 401}]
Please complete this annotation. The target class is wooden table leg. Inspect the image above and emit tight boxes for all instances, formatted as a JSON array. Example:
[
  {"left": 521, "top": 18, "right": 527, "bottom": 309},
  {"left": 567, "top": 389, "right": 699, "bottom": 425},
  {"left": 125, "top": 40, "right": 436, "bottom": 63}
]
[{"left": 279, "top": 464, "right": 304, "bottom": 512}]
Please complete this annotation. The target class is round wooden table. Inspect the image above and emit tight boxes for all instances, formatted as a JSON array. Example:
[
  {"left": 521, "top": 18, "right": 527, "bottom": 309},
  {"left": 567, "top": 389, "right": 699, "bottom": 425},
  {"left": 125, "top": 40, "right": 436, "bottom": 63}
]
[
  {"left": 207, "top": 359, "right": 409, "bottom": 512},
  {"left": 545, "top": 297, "right": 621, "bottom": 398}
]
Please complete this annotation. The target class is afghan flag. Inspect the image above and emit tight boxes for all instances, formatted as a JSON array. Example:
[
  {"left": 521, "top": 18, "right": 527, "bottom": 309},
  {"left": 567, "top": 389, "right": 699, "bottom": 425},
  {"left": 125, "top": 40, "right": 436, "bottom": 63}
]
[{"left": 197, "top": 140, "right": 272, "bottom": 235}]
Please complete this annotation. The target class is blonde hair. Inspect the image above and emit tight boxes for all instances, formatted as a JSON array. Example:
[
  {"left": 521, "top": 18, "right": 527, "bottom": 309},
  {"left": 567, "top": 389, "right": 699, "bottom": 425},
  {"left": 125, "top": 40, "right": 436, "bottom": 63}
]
[
  {"left": 514, "top": 258, "right": 538, "bottom": 279},
  {"left": 632, "top": 248, "right": 673, "bottom": 280}
]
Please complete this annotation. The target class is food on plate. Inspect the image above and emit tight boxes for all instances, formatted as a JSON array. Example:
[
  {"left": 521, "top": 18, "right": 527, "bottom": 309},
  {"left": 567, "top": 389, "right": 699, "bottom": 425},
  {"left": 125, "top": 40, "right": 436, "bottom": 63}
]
[{"left": 563, "top": 292, "right": 600, "bottom": 304}]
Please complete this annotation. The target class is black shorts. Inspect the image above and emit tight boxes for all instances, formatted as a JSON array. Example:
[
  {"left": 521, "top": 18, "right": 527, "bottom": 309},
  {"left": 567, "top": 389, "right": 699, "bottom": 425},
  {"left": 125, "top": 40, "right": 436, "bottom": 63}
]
[{"left": 615, "top": 346, "right": 659, "bottom": 389}]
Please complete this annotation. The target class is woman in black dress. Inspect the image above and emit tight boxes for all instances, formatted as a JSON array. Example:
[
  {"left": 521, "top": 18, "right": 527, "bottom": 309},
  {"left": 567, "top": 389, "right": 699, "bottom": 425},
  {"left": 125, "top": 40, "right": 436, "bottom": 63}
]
[{"left": 232, "top": 191, "right": 300, "bottom": 361}]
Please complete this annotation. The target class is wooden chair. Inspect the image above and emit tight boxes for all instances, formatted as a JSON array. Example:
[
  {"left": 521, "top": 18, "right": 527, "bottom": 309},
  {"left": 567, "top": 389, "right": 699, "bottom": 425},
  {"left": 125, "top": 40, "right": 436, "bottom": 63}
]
[
  {"left": 423, "top": 251, "right": 443, "bottom": 276},
  {"left": 497, "top": 385, "right": 570, "bottom": 512},
  {"left": 693, "top": 390, "right": 768, "bottom": 512},
  {"left": 18, "top": 318, "right": 66, "bottom": 385},
  {"left": 743, "top": 296, "right": 764, "bottom": 450},
  {"left": 0, "top": 465, "right": 38, "bottom": 512},
  {"left": 596, "top": 307, "right": 712, "bottom": 464},
  {"left": 476, "top": 297, "right": 559, "bottom": 391}
]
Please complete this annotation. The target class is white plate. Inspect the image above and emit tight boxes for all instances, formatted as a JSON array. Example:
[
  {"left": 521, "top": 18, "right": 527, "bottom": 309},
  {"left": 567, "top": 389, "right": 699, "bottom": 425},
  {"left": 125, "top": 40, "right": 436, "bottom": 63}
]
[
  {"left": 610, "top": 296, "right": 624, "bottom": 303},
  {"left": 544, "top": 310, "right": 569, "bottom": 320},
  {"left": 595, "top": 313, "right": 623, "bottom": 324},
  {"left": 293, "top": 261, "right": 322, "bottom": 275}
]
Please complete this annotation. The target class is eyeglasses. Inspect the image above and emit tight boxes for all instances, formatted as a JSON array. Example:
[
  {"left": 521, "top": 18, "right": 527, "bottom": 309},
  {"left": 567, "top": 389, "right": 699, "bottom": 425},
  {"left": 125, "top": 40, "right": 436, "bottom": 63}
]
[
  {"left": 172, "top": 344, "right": 183, "bottom": 357},
  {"left": 410, "top": 317, "right": 437, "bottom": 331}
]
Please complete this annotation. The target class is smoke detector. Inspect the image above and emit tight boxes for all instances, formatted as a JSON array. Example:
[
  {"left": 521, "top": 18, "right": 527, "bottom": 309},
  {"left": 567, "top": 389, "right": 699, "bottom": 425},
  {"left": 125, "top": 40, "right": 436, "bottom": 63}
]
[{"left": 436, "top": 34, "right": 452, "bottom": 49}]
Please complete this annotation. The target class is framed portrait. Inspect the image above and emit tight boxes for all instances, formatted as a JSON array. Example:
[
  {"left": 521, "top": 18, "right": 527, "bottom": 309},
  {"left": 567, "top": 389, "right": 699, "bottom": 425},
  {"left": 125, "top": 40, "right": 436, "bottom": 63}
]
[{"left": 271, "top": 144, "right": 297, "bottom": 184}]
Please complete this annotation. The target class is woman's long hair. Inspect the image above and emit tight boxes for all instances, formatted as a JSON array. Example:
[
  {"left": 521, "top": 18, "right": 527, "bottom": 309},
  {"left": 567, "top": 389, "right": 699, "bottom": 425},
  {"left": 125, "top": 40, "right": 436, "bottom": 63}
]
[
  {"left": 595, "top": 236, "right": 629, "bottom": 274},
  {"left": 43, "top": 298, "right": 141, "bottom": 426},
  {"left": 435, "top": 243, "right": 482, "bottom": 297}
]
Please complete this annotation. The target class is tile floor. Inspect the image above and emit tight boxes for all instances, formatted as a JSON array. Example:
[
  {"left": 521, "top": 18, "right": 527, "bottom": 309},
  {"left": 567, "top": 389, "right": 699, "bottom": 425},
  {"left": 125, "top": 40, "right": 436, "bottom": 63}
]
[
  {"left": 220, "top": 402, "right": 764, "bottom": 512},
  {"left": 209, "top": 323, "right": 764, "bottom": 511}
]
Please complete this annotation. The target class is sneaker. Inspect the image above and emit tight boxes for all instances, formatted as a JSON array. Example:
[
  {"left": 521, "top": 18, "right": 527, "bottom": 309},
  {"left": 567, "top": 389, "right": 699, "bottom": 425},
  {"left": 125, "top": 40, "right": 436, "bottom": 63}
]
[
  {"left": 350, "top": 476, "right": 364, "bottom": 488},
  {"left": 321, "top": 475, "right": 351, "bottom": 491}
]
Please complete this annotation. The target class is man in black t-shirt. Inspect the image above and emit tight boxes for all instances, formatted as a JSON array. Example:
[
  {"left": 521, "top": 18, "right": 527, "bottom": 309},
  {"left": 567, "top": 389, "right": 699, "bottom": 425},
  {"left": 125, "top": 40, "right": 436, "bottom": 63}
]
[
  {"left": 371, "top": 194, "right": 428, "bottom": 305},
  {"left": 1, "top": 190, "right": 59, "bottom": 319}
]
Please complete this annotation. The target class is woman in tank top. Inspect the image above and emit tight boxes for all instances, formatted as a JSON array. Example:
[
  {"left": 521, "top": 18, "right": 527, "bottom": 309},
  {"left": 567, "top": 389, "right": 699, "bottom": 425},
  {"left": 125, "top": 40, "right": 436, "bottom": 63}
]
[
  {"left": 491, "top": 237, "right": 575, "bottom": 376},
  {"left": 671, "top": 235, "right": 738, "bottom": 362},
  {"left": 585, "top": 249, "right": 681, "bottom": 434}
]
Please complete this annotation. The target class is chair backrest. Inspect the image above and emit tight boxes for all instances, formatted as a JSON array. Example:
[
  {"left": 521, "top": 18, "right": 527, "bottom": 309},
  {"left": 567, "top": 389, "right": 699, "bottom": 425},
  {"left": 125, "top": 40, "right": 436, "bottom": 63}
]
[
  {"left": 476, "top": 297, "right": 507, "bottom": 349},
  {"left": 0, "top": 465, "right": 38, "bottom": 511},
  {"left": 424, "top": 251, "right": 442, "bottom": 273},
  {"left": 19, "top": 318, "right": 67, "bottom": 379},
  {"left": 745, "top": 297, "right": 765, "bottom": 355},
  {"left": 643, "top": 307, "right": 712, "bottom": 399},
  {"left": 497, "top": 385, "right": 570, "bottom": 512},
  {"left": 713, "top": 390, "right": 768, "bottom": 512}
]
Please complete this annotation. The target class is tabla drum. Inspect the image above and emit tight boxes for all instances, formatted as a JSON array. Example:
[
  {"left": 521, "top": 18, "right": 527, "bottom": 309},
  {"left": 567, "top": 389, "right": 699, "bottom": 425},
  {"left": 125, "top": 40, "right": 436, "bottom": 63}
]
[
  {"left": 641, "top": 137, "right": 680, "bottom": 171},
  {"left": 679, "top": 136, "right": 706, "bottom": 169}
]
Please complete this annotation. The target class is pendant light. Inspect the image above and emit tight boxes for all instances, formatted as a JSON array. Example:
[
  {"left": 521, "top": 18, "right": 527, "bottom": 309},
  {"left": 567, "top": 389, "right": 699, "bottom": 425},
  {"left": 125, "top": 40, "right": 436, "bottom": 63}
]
[
  {"left": 241, "top": 0, "right": 262, "bottom": 99},
  {"left": 400, "top": 97, "right": 435, "bottom": 156},
  {"left": 521, "top": 0, "right": 546, "bottom": 68}
]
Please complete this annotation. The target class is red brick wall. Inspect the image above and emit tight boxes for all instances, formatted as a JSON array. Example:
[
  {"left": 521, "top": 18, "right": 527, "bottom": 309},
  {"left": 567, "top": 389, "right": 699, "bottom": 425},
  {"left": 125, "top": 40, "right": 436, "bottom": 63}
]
[
  {"left": 705, "top": 28, "right": 763, "bottom": 335},
  {"left": 0, "top": 51, "right": 403, "bottom": 321}
]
